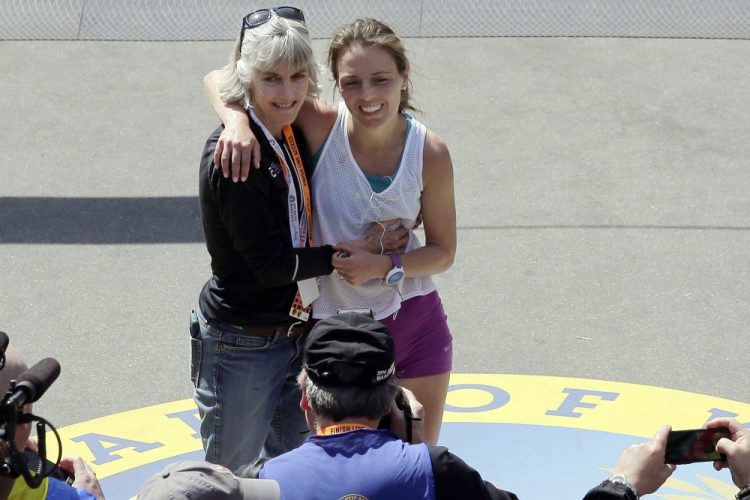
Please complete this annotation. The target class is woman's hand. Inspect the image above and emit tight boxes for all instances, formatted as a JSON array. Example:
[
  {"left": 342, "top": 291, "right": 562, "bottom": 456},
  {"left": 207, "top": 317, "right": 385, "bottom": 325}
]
[
  {"left": 204, "top": 69, "right": 261, "bottom": 181},
  {"left": 332, "top": 244, "right": 390, "bottom": 286},
  {"left": 214, "top": 119, "right": 261, "bottom": 182},
  {"left": 350, "top": 219, "right": 409, "bottom": 255}
]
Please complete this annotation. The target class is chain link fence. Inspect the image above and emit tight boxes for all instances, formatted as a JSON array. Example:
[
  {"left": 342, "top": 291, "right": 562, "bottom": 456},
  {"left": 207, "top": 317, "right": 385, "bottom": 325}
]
[{"left": 2, "top": 0, "right": 750, "bottom": 40}]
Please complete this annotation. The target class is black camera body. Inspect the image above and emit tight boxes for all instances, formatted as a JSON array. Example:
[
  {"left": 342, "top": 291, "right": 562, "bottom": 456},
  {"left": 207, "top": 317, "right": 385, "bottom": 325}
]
[
  {"left": 378, "top": 389, "right": 415, "bottom": 442},
  {"left": 0, "top": 331, "right": 67, "bottom": 488}
]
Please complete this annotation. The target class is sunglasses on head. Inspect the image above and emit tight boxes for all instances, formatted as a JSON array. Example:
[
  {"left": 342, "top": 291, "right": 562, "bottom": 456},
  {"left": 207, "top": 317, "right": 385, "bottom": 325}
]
[{"left": 239, "top": 6, "right": 306, "bottom": 45}]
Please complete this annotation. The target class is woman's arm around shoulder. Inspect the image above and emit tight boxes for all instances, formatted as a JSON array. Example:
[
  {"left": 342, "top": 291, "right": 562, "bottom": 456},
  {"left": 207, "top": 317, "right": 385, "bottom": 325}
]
[
  {"left": 203, "top": 69, "right": 257, "bottom": 181},
  {"left": 296, "top": 98, "right": 338, "bottom": 155}
]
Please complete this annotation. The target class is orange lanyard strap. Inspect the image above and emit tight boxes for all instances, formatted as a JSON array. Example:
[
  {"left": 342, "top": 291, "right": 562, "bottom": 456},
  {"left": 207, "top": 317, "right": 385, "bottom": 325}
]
[
  {"left": 319, "top": 423, "right": 371, "bottom": 435},
  {"left": 282, "top": 125, "right": 314, "bottom": 248}
]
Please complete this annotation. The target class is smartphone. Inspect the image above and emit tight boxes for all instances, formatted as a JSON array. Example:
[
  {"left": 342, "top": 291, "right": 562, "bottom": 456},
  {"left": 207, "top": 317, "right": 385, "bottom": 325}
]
[{"left": 664, "top": 427, "right": 730, "bottom": 464}]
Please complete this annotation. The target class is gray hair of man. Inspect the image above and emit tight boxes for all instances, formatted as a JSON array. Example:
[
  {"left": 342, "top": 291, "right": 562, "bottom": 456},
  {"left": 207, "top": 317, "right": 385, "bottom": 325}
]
[
  {"left": 298, "top": 370, "right": 400, "bottom": 423},
  {"left": 216, "top": 12, "right": 320, "bottom": 109}
]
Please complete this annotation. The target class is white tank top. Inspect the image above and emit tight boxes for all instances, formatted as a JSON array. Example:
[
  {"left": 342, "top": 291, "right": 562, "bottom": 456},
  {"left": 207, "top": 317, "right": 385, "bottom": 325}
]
[{"left": 311, "top": 103, "right": 436, "bottom": 320}]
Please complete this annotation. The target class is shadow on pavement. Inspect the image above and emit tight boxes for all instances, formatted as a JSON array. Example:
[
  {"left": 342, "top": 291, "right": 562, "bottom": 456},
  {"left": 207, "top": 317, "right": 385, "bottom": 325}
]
[{"left": 0, "top": 197, "right": 203, "bottom": 244}]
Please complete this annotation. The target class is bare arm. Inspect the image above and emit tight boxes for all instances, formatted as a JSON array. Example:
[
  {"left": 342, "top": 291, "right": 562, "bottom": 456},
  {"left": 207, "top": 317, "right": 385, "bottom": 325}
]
[
  {"left": 401, "top": 130, "right": 456, "bottom": 276},
  {"left": 204, "top": 71, "right": 337, "bottom": 181}
]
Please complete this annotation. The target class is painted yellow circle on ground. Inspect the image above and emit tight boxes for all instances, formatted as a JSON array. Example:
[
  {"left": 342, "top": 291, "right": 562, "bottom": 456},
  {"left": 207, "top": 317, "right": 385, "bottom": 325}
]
[{"left": 42, "top": 374, "right": 749, "bottom": 499}]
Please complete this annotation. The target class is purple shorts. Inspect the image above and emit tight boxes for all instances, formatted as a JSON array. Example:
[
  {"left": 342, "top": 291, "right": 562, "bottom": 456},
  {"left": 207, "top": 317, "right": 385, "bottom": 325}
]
[{"left": 378, "top": 291, "right": 453, "bottom": 379}]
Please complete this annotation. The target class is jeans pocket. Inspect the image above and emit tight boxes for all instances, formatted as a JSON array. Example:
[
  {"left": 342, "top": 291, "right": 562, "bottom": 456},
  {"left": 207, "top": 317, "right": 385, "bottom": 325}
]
[
  {"left": 221, "top": 334, "right": 271, "bottom": 352},
  {"left": 189, "top": 310, "right": 202, "bottom": 388}
]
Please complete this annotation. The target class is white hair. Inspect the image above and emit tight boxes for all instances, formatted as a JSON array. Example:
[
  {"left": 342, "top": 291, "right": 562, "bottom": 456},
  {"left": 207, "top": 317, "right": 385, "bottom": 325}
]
[{"left": 217, "top": 13, "right": 319, "bottom": 107}]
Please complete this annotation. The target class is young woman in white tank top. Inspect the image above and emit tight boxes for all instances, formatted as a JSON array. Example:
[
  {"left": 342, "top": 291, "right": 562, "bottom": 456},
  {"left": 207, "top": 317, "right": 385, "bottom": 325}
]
[{"left": 205, "top": 18, "right": 456, "bottom": 445}]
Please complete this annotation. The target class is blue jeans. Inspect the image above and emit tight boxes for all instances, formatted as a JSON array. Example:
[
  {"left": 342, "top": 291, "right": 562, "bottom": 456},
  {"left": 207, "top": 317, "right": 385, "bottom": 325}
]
[{"left": 190, "top": 310, "right": 308, "bottom": 471}]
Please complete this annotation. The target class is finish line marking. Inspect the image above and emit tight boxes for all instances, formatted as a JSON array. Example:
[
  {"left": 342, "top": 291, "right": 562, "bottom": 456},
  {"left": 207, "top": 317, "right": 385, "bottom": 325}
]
[{"left": 48, "top": 374, "right": 749, "bottom": 499}]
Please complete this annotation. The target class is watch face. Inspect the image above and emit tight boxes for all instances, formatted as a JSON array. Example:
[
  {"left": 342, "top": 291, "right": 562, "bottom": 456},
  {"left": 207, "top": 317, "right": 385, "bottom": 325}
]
[{"left": 386, "top": 269, "right": 405, "bottom": 285}]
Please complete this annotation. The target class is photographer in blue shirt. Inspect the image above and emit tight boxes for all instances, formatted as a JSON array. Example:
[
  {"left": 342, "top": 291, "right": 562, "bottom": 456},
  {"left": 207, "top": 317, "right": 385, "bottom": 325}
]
[{"left": 237, "top": 312, "right": 519, "bottom": 500}]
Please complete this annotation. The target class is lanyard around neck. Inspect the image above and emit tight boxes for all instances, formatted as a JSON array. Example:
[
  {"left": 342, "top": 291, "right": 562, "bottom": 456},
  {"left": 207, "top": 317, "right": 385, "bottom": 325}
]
[
  {"left": 249, "top": 110, "right": 314, "bottom": 248},
  {"left": 282, "top": 124, "right": 314, "bottom": 247},
  {"left": 319, "top": 423, "right": 372, "bottom": 435}
]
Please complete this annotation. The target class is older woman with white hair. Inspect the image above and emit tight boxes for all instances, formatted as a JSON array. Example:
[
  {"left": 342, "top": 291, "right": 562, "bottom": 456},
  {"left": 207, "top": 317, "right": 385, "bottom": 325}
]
[{"left": 192, "top": 7, "right": 405, "bottom": 471}]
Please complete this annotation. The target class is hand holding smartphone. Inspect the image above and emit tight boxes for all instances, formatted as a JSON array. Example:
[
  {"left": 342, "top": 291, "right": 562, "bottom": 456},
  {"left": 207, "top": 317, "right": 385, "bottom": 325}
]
[{"left": 665, "top": 427, "right": 730, "bottom": 464}]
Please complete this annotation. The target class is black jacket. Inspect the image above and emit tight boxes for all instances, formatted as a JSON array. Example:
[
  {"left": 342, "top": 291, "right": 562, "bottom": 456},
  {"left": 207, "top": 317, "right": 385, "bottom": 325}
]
[
  {"left": 582, "top": 480, "right": 637, "bottom": 500},
  {"left": 198, "top": 119, "right": 334, "bottom": 326}
]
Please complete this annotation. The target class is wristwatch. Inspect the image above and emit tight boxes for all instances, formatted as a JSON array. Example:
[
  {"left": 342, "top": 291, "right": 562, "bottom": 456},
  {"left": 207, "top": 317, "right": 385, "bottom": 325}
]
[
  {"left": 607, "top": 475, "right": 639, "bottom": 498},
  {"left": 737, "top": 484, "right": 750, "bottom": 500},
  {"left": 384, "top": 254, "right": 405, "bottom": 286}
]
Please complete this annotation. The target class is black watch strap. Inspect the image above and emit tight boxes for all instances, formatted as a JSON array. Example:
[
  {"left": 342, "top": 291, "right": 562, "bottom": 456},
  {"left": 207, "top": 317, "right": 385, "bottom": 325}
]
[{"left": 736, "top": 484, "right": 750, "bottom": 500}]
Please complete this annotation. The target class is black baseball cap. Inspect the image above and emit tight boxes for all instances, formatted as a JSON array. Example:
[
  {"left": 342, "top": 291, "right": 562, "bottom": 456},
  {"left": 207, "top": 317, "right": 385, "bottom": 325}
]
[{"left": 303, "top": 312, "right": 395, "bottom": 388}]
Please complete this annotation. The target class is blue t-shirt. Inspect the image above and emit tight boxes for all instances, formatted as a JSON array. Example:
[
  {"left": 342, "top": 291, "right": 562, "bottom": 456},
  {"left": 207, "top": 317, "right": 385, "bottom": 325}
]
[
  {"left": 260, "top": 429, "right": 435, "bottom": 500},
  {"left": 48, "top": 478, "right": 98, "bottom": 500}
]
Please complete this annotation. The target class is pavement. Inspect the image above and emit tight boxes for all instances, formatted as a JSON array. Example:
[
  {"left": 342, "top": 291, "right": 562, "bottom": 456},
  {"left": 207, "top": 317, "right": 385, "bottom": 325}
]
[{"left": 1, "top": 3, "right": 749, "bottom": 485}]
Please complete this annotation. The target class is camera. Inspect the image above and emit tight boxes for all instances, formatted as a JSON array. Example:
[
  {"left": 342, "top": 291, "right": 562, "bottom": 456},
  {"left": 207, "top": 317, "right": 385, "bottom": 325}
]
[
  {"left": 378, "top": 388, "right": 416, "bottom": 442},
  {"left": 0, "top": 331, "right": 68, "bottom": 489}
]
